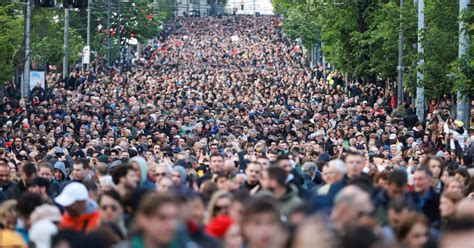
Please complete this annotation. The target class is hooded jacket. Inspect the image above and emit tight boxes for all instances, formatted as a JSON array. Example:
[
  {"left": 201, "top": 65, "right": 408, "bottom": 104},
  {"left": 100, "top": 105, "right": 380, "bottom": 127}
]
[
  {"left": 276, "top": 184, "right": 303, "bottom": 216},
  {"left": 129, "top": 156, "right": 155, "bottom": 189}
]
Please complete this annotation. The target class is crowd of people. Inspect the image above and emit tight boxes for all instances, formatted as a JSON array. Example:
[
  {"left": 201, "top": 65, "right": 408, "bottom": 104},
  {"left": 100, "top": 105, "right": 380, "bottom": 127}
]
[{"left": 0, "top": 15, "right": 473, "bottom": 248}]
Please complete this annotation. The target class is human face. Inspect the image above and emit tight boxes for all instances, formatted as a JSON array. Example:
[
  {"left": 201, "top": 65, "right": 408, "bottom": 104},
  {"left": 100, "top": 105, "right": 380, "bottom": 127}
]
[
  {"left": 257, "top": 158, "right": 271, "bottom": 169},
  {"left": 439, "top": 196, "right": 456, "bottom": 218},
  {"left": 39, "top": 167, "right": 53, "bottom": 182},
  {"left": 245, "top": 163, "right": 261, "bottom": 184},
  {"left": 138, "top": 203, "right": 178, "bottom": 246},
  {"left": 54, "top": 169, "right": 64, "bottom": 181},
  {"left": 345, "top": 154, "right": 363, "bottom": 178},
  {"left": 242, "top": 212, "right": 279, "bottom": 248},
  {"left": 413, "top": 171, "right": 431, "bottom": 194},
  {"left": 155, "top": 166, "right": 169, "bottom": 182},
  {"left": 322, "top": 165, "right": 339, "bottom": 185},
  {"left": 454, "top": 173, "right": 467, "bottom": 186},
  {"left": 157, "top": 177, "right": 173, "bottom": 192},
  {"left": 0, "top": 166, "right": 10, "bottom": 187},
  {"left": 403, "top": 222, "right": 428, "bottom": 248},
  {"left": 278, "top": 159, "right": 292, "bottom": 175},
  {"left": 216, "top": 177, "right": 228, "bottom": 190},
  {"left": 446, "top": 181, "right": 462, "bottom": 194},
  {"left": 388, "top": 209, "right": 410, "bottom": 231},
  {"left": 428, "top": 160, "right": 442, "bottom": 179},
  {"left": 73, "top": 163, "right": 86, "bottom": 180},
  {"left": 224, "top": 224, "right": 243, "bottom": 248},
  {"left": 214, "top": 196, "right": 232, "bottom": 217},
  {"left": 210, "top": 156, "right": 224, "bottom": 173},
  {"left": 100, "top": 195, "right": 123, "bottom": 224},
  {"left": 387, "top": 182, "right": 406, "bottom": 199},
  {"left": 125, "top": 170, "right": 138, "bottom": 188},
  {"left": 171, "top": 171, "right": 182, "bottom": 186}
]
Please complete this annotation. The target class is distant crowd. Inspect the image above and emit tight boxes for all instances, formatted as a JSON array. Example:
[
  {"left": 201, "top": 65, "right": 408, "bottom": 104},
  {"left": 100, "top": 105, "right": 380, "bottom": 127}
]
[{"left": 0, "top": 15, "right": 473, "bottom": 248}]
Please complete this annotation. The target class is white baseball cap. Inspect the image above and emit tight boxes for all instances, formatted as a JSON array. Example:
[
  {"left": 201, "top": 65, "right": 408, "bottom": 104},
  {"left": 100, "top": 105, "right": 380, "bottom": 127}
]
[{"left": 55, "top": 182, "right": 88, "bottom": 207}]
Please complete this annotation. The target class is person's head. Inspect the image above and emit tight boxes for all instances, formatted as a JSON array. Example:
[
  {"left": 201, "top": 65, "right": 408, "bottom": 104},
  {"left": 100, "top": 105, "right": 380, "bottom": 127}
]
[
  {"left": 245, "top": 162, "right": 262, "bottom": 185},
  {"left": 397, "top": 213, "right": 430, "bottom": 248},
  {"left": 439, "top": 191, "right": 463, "bottom": 219},
  {"left": 440, "top": 199, "right": 474, "bottom": 248},
  {"left": 154, "top": 163, "right": 171, "bottom": 183},
  {"left": 330, "top": 185, "right": 373, "bottom": 232},
  {"left": 276, "top": 155, "right": 292, "bottom": 175},
  {"left": 73, "top": 158, "right": 91, "bottom": 181},
  {"left": 322, "top": 159, "right": 346, "bottom": 185},
  {"left": 374, "top": 172, "right": 389, "bottom": 190},
  {"left": 99, "top": 190, "right": 123, "bottom": 225},
  {"left": 413, "top": 166, "right": 432, "bottom": 194},
  {"left": 111, "top": 165, "right": 138, "bottom": 189},
  {"left": 156, "top": 176, "right": 174, "bottom": 192},
  {"left": 343, "top": 151, "right": 364, "bottom": 178},
  {"left": 444, "top": 178, "right": 463, "bottom": 194},
  {"left": 17, "top": 192, "right": 44, "bottom": 228},
  {"left": 207, "top": 190, "right": 233, "bottom": 222},
  {"left": 387, "top": 196, "right": 416, "bottom": 232},
  {"left": 38, "top": 162, "right": 54, "bottom": 182},
  {"left": 210, "top": 153, "right": 224, "bottom": 173},
  {"left": 171, "top": 166, "right": 187, "bottom": 186},
  {"left": 266, "top": 167, "right": 287, "bottom": 192},
  {"left": 387, "top": 169, "right": 408, "bottom": 199},
  {"left": 22, "top": 163, "right": 37, "bottom": 180},
  {"left": 214, "top": 172, "right": 229, "bottom": 191},
  {"left": 0, "top": 200, "right": 18, "bottom": 230},
  {"left": 421, "top": 156, "right": 445, "bottom": 180},
  {"left": 0, "top": 163, "right": 10, "bottom": 187},
  {"left": 53, "top": 161, "right": 67, "bottom": 181},
  {"left": 55, "top": 182, "right": 89, "bottom": 218},
  {"left": 454, "top": 168, "right": 470, "bottom": 186},
  {"left": 135, "top": 192, "right": 180, "bottom": 246},
  {"left": 241, "top": 198, "right": 281, "bottom": 248},
  {"left": 28, "top": 177, "right": 50, "bottom": 196}
]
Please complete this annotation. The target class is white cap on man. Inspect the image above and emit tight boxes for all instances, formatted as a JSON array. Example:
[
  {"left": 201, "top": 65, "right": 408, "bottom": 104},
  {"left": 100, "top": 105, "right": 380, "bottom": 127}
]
[{"left": 55, "top": 182, "right": 88, "bottom": 207}]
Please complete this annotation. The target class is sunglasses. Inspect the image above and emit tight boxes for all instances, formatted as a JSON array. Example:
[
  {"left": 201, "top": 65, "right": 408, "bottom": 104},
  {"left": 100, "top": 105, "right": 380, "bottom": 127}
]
[
  {"left": 214, "top": 204, "right": 229, "bottom": 213},
  {"left": 155, "top": 172, "right": 168, "bottom": 177},
  {"left": 101, "top": 204, "right": 118, "bottom": 212}
]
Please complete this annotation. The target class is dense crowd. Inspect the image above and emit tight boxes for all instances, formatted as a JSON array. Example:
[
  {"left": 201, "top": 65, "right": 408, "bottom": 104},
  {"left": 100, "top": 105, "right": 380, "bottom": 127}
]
[{"left": 0, "top": 15, "right": 473, "bottom": 248}]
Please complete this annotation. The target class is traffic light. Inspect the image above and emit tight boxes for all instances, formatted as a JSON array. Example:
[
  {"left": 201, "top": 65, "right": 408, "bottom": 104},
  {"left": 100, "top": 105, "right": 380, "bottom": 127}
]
[
  {"left": 34, "top": 0, "right": 56, "bottom": 7},
  {"left": 64, "top": 0, "right": 88, "bottom": 8}
]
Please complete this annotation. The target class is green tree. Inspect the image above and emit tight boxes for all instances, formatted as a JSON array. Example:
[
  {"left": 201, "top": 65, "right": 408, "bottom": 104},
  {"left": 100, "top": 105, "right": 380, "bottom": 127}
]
[{"left": 0, "top": 3, "right": 23, "bottom": 82}]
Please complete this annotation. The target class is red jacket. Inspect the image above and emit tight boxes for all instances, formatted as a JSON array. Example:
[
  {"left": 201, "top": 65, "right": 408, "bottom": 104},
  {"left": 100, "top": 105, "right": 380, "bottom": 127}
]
[{"left": 60, "top": 211, "right": 101, "bottom": 233}]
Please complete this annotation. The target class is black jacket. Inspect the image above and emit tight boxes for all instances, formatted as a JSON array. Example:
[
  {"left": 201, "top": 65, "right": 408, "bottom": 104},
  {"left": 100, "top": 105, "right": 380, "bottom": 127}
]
[
  {"left": 410, "top": 188, "right": 441, "bottom": 224},
  {"left": 0, "top": 182, "right": 21, "bottom": 203}
]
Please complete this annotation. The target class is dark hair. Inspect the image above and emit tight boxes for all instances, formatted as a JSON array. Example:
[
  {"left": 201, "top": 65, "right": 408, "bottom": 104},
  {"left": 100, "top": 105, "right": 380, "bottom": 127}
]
[
  {"left": 137, "top": 192, "right": 178, "bottom": 216},
  {"left": 388, "top": 169, "right": 408, "bottom": 187},
  {"left": 455, "top": 168, "right": 470, "bottom": 185},
  {"left": 267, "top": 166, "right": 287, "bottom": 187},
  {"left": 22, "top": 163, "right": 37, "bottom": 178},
  {"left": 74, "top": 158, "right": 91, "bottom": 170},
  {"left": 111, "top": 164, "right": 133, "bottom": 185},
  {"left": 342, "top": 151, "right": 363, "bottom": 162},
  {"left": 396, "top": 214, "right": 429, "bottom": 241},
  {"left": 16, "top": 192, "right": 43, "bottom": 218},
  {"left": 341, "top": 225, "right": 380, "bottom": 248},
  {"left": 374, "top": 172, "right": 388, "bottom": 184},
  {"left": 210, "top": 152, "right": 224, "bottom": 160},
  {"left": 99, "top": 189, "right": 123, "bottom": 208},
  {"left": 28, "top": 177, "right": 50, "bottom": 192},
  {"left": 276, "top": 154, "right": 290, "bottom": 162},
  {"left": 388, "top": 196, "right": 416, "bottom": 213},
  {"left": 243, "top": 197, "right": 280, "bottom": 224}
]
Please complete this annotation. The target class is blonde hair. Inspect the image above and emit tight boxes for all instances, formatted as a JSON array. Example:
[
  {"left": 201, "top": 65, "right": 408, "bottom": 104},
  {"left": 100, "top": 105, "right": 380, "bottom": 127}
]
[{"left": 205, "top": 190, "right": 233, "bottom": 224}]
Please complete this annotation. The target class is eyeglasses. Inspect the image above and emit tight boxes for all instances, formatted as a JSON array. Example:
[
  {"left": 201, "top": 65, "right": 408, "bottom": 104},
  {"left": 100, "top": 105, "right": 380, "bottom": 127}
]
[
  {"left": 214, "top": 204, "right": 229, "bottom": 213},
  {"left": 101, "top": 204, "right": 118, "bottom": 212},
  {"left": 155, "top": 172, "right": 168, "bottom": 177}
]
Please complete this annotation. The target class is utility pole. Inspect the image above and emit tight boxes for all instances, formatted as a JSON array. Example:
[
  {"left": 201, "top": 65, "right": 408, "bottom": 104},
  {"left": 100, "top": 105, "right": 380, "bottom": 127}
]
[
  {"left": 106, "top": 0, "right": 111, "bottom": 67},
  {"left": 63, "top": 6, "right": 70, "bottom": 79},
  {"left": 397, "top": 0, "right": 404, "bottom": 107},
  {"left": 22, "top": 0, "right": 31, "bottom": 98},
  {"left": 117, "top": 0, "right": 123, "bottom": 70},
  {"left": 457, "top": 0, "right": 470, "bottom": 129},
  {"left": 86, "top": 0, "right": 91, "bottom": 70},
  {"left": 415, "top": 0, "right": 424, "bottom": 122}
]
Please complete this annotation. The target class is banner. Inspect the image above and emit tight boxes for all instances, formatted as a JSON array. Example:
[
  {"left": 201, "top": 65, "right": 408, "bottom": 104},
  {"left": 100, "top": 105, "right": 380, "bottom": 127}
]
[
  {"left": 82, "top": 46, "right": 90, "bottom": 64},
  {"left": 29, "top": 70, "right": 45, "bottom": 90}
]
